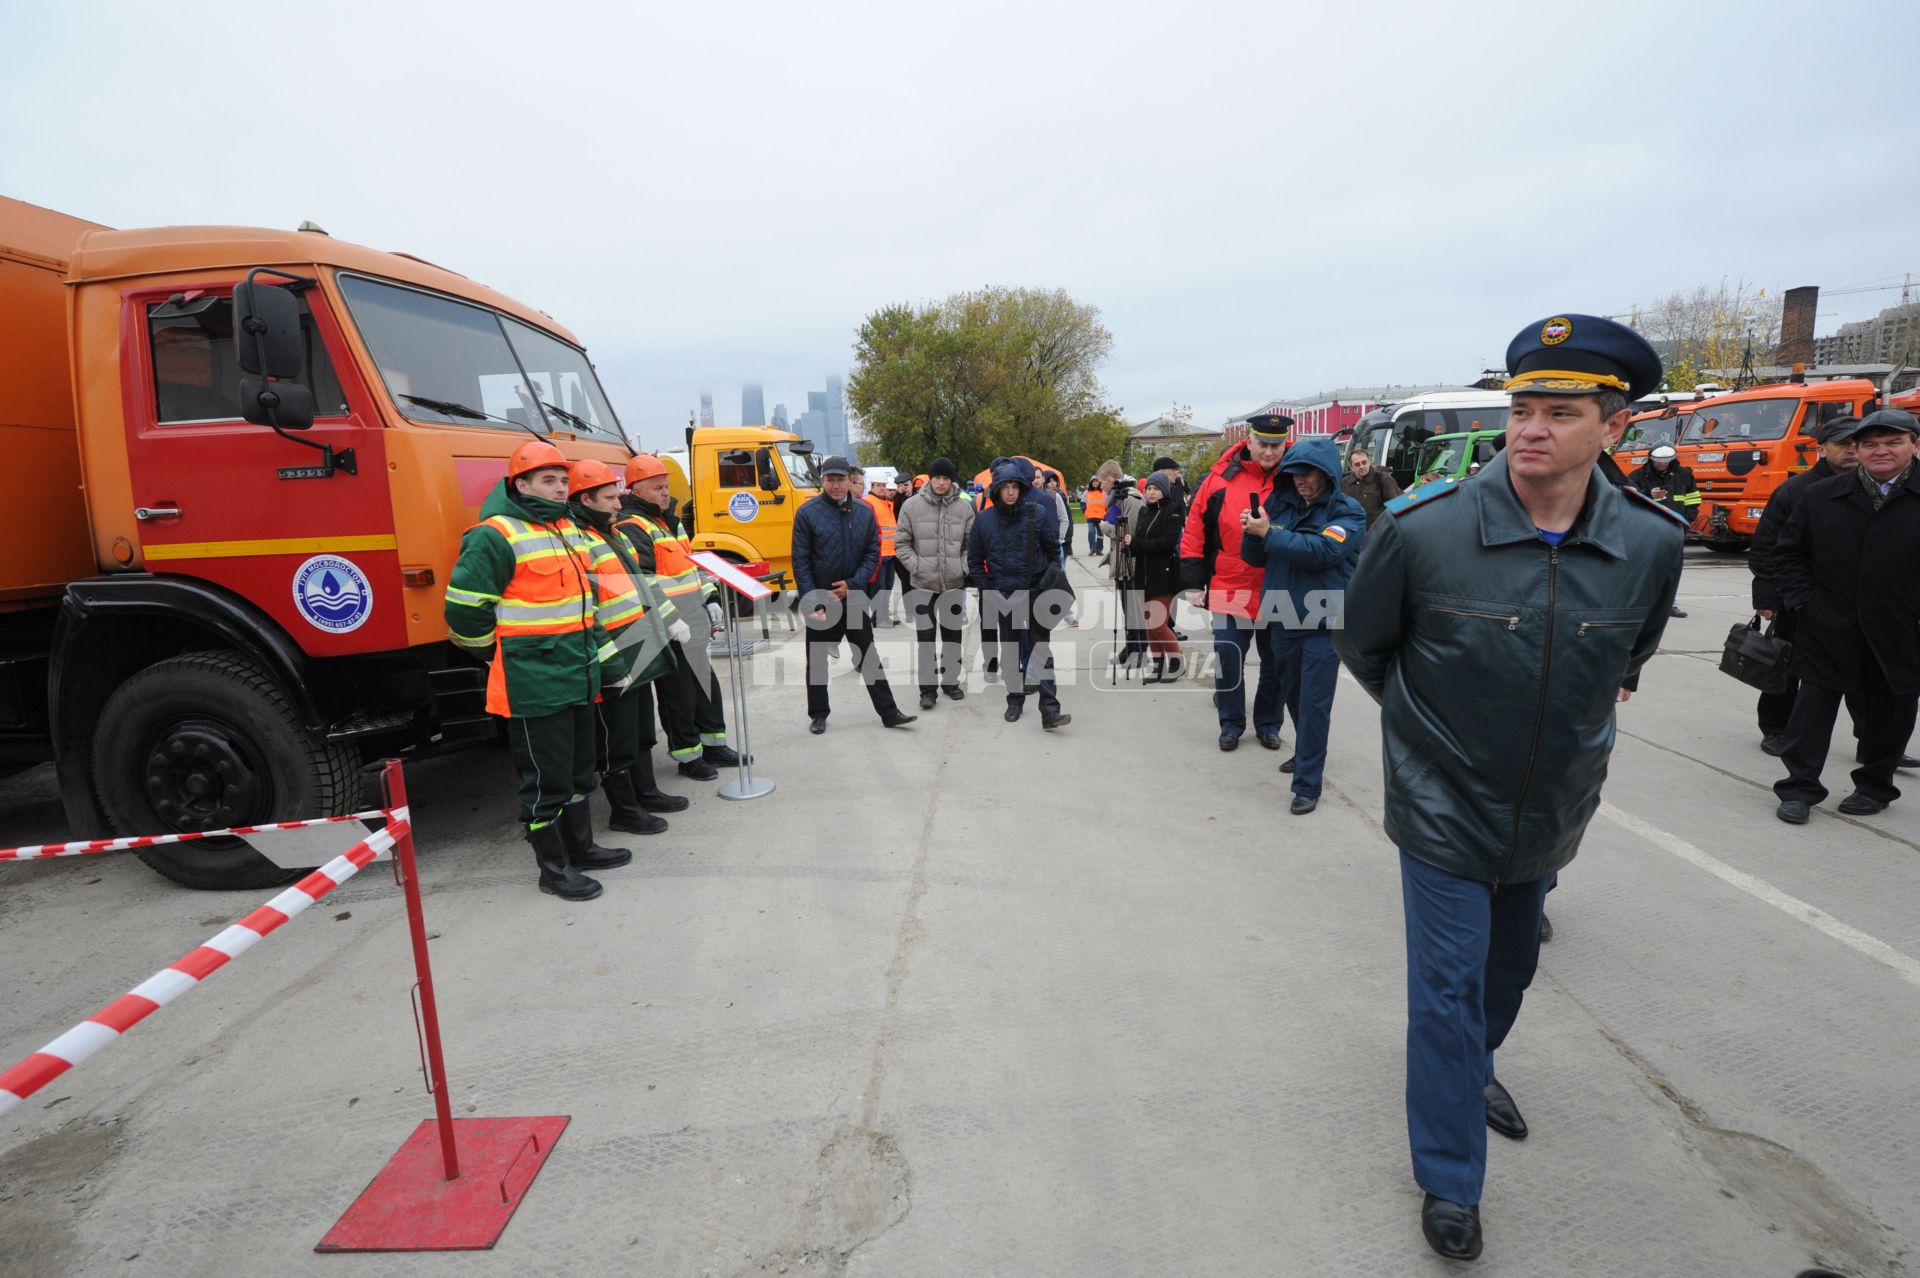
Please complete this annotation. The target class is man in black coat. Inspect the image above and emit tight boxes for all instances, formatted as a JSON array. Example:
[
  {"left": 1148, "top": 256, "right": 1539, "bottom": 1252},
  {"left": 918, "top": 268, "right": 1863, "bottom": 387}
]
[
  {"left": 1748, "top": 416, "right": 1861, "bottom": 754},
  {"left": 1771, "top": 410, "right": 1920, "bottom": 823},
  {"left": 791, "top": 456, "right": 916, "bottom": 734}
]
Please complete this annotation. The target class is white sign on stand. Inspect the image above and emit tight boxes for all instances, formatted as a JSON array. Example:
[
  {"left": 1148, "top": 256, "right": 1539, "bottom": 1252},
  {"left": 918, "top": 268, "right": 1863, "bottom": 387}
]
[{"left": 688, "top": 552, "right": 776, "bottom": 801}]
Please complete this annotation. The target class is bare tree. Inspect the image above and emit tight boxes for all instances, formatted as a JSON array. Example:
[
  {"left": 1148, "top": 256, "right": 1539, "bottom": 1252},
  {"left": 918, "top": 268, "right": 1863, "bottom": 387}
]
[{"left": 1633, "top": 277, "right": 1782, "bottom": 389}]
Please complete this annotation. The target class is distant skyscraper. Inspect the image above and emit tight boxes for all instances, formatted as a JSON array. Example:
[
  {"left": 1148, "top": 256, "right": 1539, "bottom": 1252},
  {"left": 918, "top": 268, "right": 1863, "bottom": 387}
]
[
  {"left": 771, "top": 403, "right": 789, "bottom": 429},
  {"left": 741, "top": 382, "right": 765, "bottom": 427},
  {"left": 792, "top": 376, "right": 849, "bottom": 457},
  {"left": 698, "top": 391, "right": 715, "bottom": 429}
]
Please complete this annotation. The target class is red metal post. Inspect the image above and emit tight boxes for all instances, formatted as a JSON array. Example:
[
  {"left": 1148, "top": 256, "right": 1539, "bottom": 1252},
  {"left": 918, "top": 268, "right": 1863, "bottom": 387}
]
[{"left": 383, "top": 759, "right": 460, "bottom": 1181}]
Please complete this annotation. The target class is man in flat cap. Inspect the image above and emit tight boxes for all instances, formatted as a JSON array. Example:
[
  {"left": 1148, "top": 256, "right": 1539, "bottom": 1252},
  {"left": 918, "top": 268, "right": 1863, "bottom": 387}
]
[
  {"left": 1336, "top": 313, "right": 1684, "bottom": 1262},
  {"left": 1771, "top": 408, "right": 1920, "bottom": 823}
]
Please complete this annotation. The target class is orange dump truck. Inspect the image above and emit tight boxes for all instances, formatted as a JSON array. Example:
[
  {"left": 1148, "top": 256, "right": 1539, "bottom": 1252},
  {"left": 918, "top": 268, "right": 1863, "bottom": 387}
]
[{"left": 1, "top": 196, "right": 638, "bottom": 887}]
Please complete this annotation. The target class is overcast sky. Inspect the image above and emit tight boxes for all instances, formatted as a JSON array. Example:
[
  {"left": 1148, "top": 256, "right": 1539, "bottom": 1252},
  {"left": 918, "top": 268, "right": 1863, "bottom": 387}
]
[{"left": 7, "top": 1, "right": 1915, "bottom": 452}]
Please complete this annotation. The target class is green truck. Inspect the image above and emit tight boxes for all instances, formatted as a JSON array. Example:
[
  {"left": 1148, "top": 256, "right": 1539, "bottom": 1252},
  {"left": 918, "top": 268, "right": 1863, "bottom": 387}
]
[{"left": 1414, "top": 429, "right": 1504, "bottom": 485}]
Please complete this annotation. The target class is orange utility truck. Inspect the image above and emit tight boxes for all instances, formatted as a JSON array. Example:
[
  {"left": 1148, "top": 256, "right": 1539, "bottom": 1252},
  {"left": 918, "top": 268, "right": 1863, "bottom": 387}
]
[
  {"left": 1676, "top": 372, "right": 1884, "bottom": 551},
  {"left": 2, "top": 196, "right": 639, "bottom": 887}
]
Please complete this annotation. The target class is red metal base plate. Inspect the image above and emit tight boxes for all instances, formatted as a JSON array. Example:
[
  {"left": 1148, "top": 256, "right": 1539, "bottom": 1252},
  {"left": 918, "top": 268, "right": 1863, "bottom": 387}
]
[{"left": 315, "top": 1116, "right": 569, "bottom": 1252}]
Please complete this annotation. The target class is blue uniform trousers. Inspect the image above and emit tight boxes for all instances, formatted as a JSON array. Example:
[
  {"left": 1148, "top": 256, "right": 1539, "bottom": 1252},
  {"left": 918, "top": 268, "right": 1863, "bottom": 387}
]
[
  {"left": 1211, "top": 618, "right": 1285, "bottom": 737},
  {"left": 1269, "top": 630, "right": 1336, "bottom": 796},
  {"left": 1400, "top": 851, "right": 1552, "bottom": 1205}
]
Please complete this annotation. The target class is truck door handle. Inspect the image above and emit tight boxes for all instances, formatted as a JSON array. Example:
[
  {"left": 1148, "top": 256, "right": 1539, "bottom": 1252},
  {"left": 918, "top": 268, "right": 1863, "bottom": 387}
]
[{"left": 135, "top": 505, "right": 181, "bottom": 521}]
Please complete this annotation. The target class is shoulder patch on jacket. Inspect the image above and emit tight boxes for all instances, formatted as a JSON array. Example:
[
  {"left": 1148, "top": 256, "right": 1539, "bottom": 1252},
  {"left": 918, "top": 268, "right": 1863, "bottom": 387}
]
[
  {"left": 1321, "top": 524, "right": 1349, "bottom": 542},
  {"left": 1619, "top": 485, "right": 1692, "bottom": 527},
  {"left": 1382, "top": 477, "right": 1459, "bottom": 517}
]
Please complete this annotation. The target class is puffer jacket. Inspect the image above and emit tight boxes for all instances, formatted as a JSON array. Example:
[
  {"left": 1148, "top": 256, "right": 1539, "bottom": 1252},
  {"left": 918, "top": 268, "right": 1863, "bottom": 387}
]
[
  {"left": 1333, "top": 452, "right": 1685, "bottom": 887},
  {"left": 895, "top": 484, "right": 976, "bottom": 591},
  {"left": 792, "top": 490, "right": 879, "bottom": 610},
  {"left": 967, "top": 462, "right": 1051, "bottom": 593},
  {"left": 1239, "top": 438, "right": 1368, "bottom": 630},
  {"left": 1178, "top": 441, "right": 1284, "bottom": 618}
]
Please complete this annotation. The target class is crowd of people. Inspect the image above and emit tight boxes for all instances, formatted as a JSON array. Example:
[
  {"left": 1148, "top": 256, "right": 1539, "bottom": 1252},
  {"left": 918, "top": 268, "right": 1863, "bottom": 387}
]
[{"left": 441, "top": 306, "right": 1918, "bottom": 1265}]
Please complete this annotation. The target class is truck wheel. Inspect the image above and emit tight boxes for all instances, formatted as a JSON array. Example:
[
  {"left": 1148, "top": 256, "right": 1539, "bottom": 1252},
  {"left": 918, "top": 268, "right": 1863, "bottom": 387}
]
[
  {"left": 91, "top": 651, "right": 360, "bottom": 890},
  {"left": 1703, "top": 541, "right": 1750, "bottom": 555}
]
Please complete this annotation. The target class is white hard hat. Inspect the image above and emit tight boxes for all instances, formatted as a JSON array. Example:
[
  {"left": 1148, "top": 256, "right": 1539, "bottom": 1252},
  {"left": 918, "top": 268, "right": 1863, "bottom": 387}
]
[{"left": 1650, "top": 445, "right": 1677, "bottom": 461}]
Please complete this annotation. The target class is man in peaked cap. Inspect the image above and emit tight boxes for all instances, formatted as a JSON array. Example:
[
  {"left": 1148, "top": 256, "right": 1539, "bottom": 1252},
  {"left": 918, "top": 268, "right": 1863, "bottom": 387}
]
[{"left": 1336, "top": 312, "right": 1683, "bottom": 1262}]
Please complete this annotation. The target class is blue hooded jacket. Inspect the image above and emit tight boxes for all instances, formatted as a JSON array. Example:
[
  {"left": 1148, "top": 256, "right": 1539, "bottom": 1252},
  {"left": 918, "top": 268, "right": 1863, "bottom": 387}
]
[
  {"left": 1239, "top": 437, "right": 1368, "bottom": 631},
  {"left": 968, "top": 460, "right": 1054, "bottom": 592}
]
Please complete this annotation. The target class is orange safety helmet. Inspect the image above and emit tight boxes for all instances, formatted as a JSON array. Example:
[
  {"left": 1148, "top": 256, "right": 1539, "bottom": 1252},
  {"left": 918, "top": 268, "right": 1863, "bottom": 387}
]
[
  {"left": 624, "top": 453, "right": 669, "bottom": 485},
  {"left": 507, "top": 439, "right": 568, "bottom": 479},
  {"left": 567, "top": 458, "right": 619, "bottom": 497}
]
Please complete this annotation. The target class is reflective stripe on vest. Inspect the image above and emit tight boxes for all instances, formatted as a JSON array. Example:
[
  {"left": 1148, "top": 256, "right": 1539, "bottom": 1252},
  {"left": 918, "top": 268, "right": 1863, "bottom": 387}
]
[{"left": 480, "top": 514, "right": 595, "bottom": 637}]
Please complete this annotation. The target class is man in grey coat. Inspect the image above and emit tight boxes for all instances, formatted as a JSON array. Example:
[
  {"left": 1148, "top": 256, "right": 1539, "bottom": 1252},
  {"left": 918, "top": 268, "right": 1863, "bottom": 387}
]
[
  {"left": 894, "top": 457, "right": 977, "bottom": 710},
  {"left": 1334, "top": 314, "right": 1684, "bottom": 1262}
]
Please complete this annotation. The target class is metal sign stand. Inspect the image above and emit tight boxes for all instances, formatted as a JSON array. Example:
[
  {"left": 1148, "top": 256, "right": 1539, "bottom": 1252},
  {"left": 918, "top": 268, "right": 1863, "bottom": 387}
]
[{"left": 678, "top": 555, "right": 778, "bottom": 803}]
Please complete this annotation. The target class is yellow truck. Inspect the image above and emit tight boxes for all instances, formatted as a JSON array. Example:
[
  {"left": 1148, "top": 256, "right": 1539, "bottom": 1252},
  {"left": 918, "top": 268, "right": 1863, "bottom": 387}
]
[{"left": 660, "top": 425, "right": 821, "bottom": 577}]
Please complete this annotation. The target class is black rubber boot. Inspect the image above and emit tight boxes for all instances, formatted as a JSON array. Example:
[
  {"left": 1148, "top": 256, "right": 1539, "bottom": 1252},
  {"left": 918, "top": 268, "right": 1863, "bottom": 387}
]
[
  {"left": 1142, "top": 657, "right": 1166, "bottom": 685},
  {"left": 562, "top": 797, "right": 635, "bottom": 867},
  {"left": 601, "top": 772, "right": 668, "bottom": 835},
  {"left": 531, "top": 821, "right": 601, "bottom": 901},
  {"left": 629, "top": 755, "right": 689, "bottom": 813}
]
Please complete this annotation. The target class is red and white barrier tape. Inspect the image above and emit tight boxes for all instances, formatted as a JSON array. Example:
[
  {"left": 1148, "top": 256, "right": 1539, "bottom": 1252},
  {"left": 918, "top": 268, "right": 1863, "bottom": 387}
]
[
  {"left": 0, "top": 815, "right": 411, "bottom": 1117},
  {"left": 0, "top": 809, "right": 394, "bottom": 862}
]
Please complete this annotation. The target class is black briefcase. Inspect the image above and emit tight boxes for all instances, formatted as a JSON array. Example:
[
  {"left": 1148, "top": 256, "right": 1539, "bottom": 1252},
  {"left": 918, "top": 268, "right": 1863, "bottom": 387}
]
[{"left": 1720, "top": 615, "right": 1793, "bottom": 695}]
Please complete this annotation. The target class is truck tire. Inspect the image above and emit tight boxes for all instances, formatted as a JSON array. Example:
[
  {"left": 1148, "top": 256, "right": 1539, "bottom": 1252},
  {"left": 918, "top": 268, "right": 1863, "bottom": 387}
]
[
  {"left": 1703, "top": 540, "right": 1750, "bottom": 555},
  {"left": 91, "top": 651, "right": 360, "bottom": 890}
]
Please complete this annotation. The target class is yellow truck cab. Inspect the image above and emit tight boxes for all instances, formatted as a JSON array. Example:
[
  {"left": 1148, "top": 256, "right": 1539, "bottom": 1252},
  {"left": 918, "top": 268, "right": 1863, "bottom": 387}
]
[{"left": 660, "top": 425, "right": 820, "bottom": 577}]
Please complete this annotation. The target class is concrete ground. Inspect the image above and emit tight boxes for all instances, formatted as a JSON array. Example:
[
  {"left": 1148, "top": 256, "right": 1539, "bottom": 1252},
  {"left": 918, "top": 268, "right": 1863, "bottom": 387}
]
[{"left": 1, "top": 547, "right": 1914, "bottom": 1277}]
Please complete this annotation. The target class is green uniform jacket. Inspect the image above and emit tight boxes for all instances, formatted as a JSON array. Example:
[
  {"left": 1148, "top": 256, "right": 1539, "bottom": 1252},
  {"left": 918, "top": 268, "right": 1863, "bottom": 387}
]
[
  {"left": 444, "top": 480, "right": 606, "bottom": 718},
  {"left": 568, "top": 501, "right": 678, "bottom": 690}
]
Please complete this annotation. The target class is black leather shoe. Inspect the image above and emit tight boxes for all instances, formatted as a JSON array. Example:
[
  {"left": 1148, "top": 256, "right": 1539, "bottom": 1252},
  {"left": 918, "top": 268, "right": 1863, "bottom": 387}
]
[
  {"left": 1760, "top": 734, "right": 1786, "bottom": 756},
  {"left": 880, "top": 709, "right": 918, "bottom": 728},
  {"left": 1838, "top": 791, "right": 1887, "bottom": 816},
  {"left": 919, "top": 691, "right": 937, "bottom": 710},
  {"left": 703, "top": 744, "right": 749, "bottom": 767},
  {"left": 808, "top": 716, "right": 827, "bottom": 735},
  {"left": 1903, "top": 755, "right": 1920, "bottom": 770},
  {"left": 1539, "top": 913, "right": 1553, "bottom": 944},
  {"left": 1776, "top": 799, "right": 1811, "bottom": 824},
  {"left": 1670, "top": 605, "right": 1688, "bottom": 618},
  {"left": 1005, "top": 705, "right": 1023, "bottom": 723},
  {"left": 1420, "top": 1194, "right": 1482, "bottom": 1262},
  {"left": 1218, "top": 732, "right": 1240, "bottom": 752},
  {"left": 1042, "top": 712, "right": 1071, "bottom": 730},
  {"left": 942, "top": 685, "right": 964, "bottom": 700},
  {"left": 1279, "top": 756, "right": 1296, "bottom": 774},
  {"left": 1257, "top": 731, "right": 1282, "bottom": 751},
  {"left": 1484, "top": 1078, "right": 1527, "bottom": 1140},
  {"left": 1289, "top": 794, "right": 1317, "bottom": 815},
  {"left": 677, "top": 758, "right": 720, "bottom": 781}
]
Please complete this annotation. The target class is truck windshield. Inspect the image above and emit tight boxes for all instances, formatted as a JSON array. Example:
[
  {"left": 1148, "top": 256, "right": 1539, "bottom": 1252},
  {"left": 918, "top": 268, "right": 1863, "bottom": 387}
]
[
  {"left": 1682, "top": 398, "right": 1796, "bottom": 443},
  {"left": 1621, "top": 413, "right": 1688, "bottom": 453},
  {"left": 339, "top": 274, "right": 626, "bottom": 443},
  {"left": 780, "top": 441, "right": 821, "bottom": 488},
  {"left": 1418, "top": 436, "right": 1469, "bottom": 478}
]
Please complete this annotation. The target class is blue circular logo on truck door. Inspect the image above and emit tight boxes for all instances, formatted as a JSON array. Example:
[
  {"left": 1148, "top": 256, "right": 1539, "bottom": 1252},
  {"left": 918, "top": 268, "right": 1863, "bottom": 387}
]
[
  {"left": 292, "top": 555, "right": 373, "bottom": 633},
  {"left": 728, "top": 492, "right": 761, "bottom": 522}
]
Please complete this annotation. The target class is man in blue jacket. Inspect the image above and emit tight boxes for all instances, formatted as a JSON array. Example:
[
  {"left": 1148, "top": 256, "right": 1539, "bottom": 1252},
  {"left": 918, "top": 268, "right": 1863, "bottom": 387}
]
[
  {"left": 1242, "top": 437, "right": 1367, "bottom": 815},
  {"left": 791, "top": 456, "right": 917, "bottom": 734},
  {"left": 968, "top": 459, "right": 1071, "bottom": 729}
]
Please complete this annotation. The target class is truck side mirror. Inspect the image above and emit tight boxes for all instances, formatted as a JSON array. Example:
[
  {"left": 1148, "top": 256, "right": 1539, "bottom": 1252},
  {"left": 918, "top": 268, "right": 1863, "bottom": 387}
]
[
  {"left": 232, "top": 280, "right": 305, "bottom": 378},
  {"left": 239, "top": 377, "right": 316, "bottom": 431}
]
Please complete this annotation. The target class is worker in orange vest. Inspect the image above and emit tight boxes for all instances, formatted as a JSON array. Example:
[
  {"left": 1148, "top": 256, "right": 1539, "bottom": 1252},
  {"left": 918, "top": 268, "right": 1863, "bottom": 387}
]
[
  {"left": 1083, "top": 478, "right": 1109, "bottom": 557},
  {"left": 444, "top": 440, "right": 628, "bottom": 902},
  {"left": 854, "top": 465, "right": 900, "bottom": 626},
  {"left": 565, "top": 459, "right": 688, "bottom": 835}
]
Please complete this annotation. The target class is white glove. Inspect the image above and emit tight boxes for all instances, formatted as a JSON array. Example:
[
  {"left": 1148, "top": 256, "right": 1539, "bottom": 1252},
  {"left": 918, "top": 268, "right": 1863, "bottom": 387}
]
[
  {"left": 668, "top": 619, "right": 692, "bottom": 645},
  {"left": 706, "top": 601, "right": 725, "bottom": 630}
]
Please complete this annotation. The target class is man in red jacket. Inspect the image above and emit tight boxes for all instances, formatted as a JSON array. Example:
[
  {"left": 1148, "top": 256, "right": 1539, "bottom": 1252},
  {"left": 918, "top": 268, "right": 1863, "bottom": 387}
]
[{"left": 1180, "top": 413, "right": 1292, "bottom": 751}]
